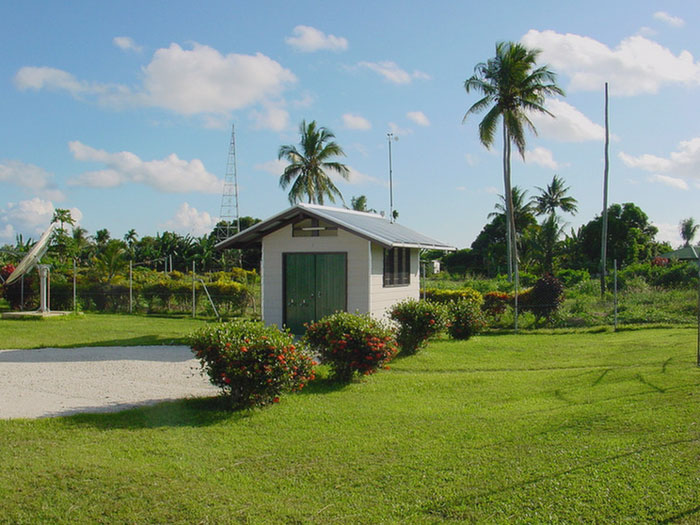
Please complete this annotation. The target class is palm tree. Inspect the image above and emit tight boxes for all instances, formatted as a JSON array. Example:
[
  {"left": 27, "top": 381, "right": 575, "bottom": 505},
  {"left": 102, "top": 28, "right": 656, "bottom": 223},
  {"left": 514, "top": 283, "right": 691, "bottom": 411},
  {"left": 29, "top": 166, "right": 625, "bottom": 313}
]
[
  {"left": 533, "top": 175, "right": 578, "bottom": 217},
  {"left": 278, "top": 120, "right": 350, "bottom": 205},
  {"left": 464, "top": 41, "right": 563, "bottom": 282},
  {"left": 679, "top": 218, "right": 699, "bottom": 247},
  {"left": 488, "top": 186, "right": 536, "bottom": 233},
  {"left": 528, "top": 214, "right": 566, "bottom": 274}
]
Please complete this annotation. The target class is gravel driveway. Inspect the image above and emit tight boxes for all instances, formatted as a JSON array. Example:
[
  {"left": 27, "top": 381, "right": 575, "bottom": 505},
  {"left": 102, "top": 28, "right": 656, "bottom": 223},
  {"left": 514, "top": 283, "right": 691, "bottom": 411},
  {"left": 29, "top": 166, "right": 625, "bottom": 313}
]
[{"left": 0, "top": 345, "right": 219, "bottom": 419}]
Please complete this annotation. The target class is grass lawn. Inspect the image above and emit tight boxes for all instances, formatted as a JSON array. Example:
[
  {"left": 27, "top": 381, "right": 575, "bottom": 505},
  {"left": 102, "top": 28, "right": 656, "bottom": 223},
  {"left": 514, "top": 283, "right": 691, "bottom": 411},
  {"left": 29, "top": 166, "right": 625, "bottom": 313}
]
[
  {"left": 1, "top": 328, "right": 699, "bottom": 523},
  {"left": 0, "top": 313, "right": 214, "bottom": 349}
]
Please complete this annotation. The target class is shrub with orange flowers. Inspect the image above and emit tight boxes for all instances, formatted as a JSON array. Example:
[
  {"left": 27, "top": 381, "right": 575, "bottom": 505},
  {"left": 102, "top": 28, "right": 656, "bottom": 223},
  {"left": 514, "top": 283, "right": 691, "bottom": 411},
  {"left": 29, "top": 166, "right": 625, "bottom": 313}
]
[
  {"left": 303, "top": 312, "right": 398, "bottom": 382},
  {"left": 189, "top": 320, "right": 315, "bottom": 409},
  {"left": 389, "top": 299, "right": 447, "bottom": 354}
]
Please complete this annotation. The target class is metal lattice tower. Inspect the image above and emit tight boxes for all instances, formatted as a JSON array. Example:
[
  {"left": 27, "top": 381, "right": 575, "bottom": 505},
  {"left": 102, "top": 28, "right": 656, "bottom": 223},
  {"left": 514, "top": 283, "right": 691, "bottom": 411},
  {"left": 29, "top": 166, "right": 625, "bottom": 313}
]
[{"left": 217, "top": 124, "right": 241, "bottom": 243}]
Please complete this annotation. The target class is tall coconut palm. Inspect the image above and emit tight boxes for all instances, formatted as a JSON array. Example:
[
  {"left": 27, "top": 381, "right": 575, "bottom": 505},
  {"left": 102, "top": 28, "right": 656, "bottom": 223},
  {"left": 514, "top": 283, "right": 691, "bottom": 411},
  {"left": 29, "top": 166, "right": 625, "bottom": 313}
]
[
  {"left": 278, "top": 120, "right": 350, "bottom": 205},
  {"left": 533, "top": 175, "right": 578, "bottom": 217},
  {"left": 488, "top": 186, "right": 536, "bottom": 233},
  {"left": 464, "top": 41, "right": 563, "bottom": 282},
  {"left": 679, "top": 217, "right": 699, "bottom": 247}
]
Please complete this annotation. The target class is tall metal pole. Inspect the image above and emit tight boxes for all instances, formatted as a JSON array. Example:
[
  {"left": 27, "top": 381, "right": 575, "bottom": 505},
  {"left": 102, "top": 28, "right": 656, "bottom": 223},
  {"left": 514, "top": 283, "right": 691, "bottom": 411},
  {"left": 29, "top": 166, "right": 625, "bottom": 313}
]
[
  {"left": 192, "top": 261, "right": 196, "bottom": 319},
  {"left": 129, "top": 260, "right": 133, "bottom": 314},
  {"left": 693, "top": 247, "right": 700, "bottom": 367},
  {"left": 73, "top": 258, "right": 77, "bottom": 312},
  {"left": 601, "top": 82, "right": 610, "bottom": 297},
  {"left": 387, "top": 133, "right": 394, "bottom": 222}
]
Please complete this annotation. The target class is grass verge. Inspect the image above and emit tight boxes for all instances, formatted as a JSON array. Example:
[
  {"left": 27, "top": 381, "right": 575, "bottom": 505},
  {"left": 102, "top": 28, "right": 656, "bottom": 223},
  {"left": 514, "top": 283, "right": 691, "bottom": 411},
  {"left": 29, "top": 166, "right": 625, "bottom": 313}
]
[{"left": 1, "top": 328, "right": 699, "bottom": 523}]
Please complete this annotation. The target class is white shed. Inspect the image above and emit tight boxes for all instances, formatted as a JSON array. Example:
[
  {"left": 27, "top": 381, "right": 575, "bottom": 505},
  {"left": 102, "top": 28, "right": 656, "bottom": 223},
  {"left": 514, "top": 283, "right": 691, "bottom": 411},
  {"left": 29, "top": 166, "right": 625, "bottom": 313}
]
[{"left": 217, "top": 204, "right": 455, "bottom": 333}]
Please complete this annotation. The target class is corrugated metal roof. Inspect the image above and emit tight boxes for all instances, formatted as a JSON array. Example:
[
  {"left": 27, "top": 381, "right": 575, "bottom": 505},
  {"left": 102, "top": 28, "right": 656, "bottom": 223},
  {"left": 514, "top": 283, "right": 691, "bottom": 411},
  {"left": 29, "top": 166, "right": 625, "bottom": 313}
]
[
  {"left": 661, "top": 245, "right": 700, "bottom": 260},
  {"left": 215, "top": 203, "right": 456, "bottom": 251}
]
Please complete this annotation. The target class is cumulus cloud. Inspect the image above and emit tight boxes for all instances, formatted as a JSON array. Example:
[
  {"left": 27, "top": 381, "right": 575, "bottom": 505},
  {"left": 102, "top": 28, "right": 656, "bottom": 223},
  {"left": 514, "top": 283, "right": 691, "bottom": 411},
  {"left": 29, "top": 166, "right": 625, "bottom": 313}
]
[
  {"left": 163, "top": 203, "right": 218, "bottom": 236},
  {"left": 653, "top": 222, "right": 682, "bottom": 246},
  {"left": 653, "top": 11, "right": 684, "bottom": 27},
  {"left": 254, "top": 159, "right": 287, "bottom": 175},
  {"left": 357, "top": 61, "right": 430, "bottom": 84},
  {"left": 113, "top": 36, "right": 142, "bottom": 52},
  {"left": 0, "top": 198, "right": 82, "bottom": 241},
  {"left": 388, "top": 122, "right": 412, "bottom": 136},
  {"left": 406, "top": 111, "right": 430, "bottom": 126},
  {"left": 342, "top": 113, "right": 372, "bottom": 130},
  {"left": 521, "top": 29, "right": 700, "bottom": 96},
  {"left": 329, "top": 167, "right": 383, "bottom": 187},
  {"left": 249, "top": 102, "right": 289, "bottom": 131},
  {"left": 647, "top": 174, "right": 688, "bottom": 190},
  {"left": 285, "top": 25, "right": 348, "bottom": 52},
  {"left": 67, "top": 141, "right": 223, "bottom": 194},
  {"left": 0, "top": 160, "right": 65, "bottom": 201},
  {"left": 15, "top": 42, "right": 297, "bottom": 129},
  {"left": 619, "top": 137, "right": 700, "bottom": 179},
  {"left": 523, "top": 147, "right": 560, "bottom": 169},
  {"left": 529, "top": 99, "right": 606, "bottom": 142}
]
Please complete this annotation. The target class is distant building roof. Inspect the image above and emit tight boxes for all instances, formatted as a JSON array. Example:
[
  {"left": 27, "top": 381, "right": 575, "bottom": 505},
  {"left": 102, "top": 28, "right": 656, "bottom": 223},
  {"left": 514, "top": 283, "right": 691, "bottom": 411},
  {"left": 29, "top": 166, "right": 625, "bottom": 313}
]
[
  {"left": 661, "top": 245, "right": 700, "bottom": 260},
  {"left": 215, "top": 203, "right": 456, "bottom": 251}
]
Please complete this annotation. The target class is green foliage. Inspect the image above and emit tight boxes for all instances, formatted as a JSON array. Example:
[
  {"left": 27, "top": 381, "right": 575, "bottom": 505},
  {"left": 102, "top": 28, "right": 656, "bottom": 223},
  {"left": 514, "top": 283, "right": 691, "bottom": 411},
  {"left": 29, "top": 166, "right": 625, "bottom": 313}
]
[
  {"left": 519, "top": 274, "right": 565, "bottom": 322},
  {"left": 389, "top": 299, "right": 447, "bottom": 354},
  {"left": 422, "top": 287, "right": 483, "bottom": 304},
  {"left": 304, "top": 312, "right": 397, "bottom": 381},
  {"left": 556, "top": 268, "right": 590, "bottom": 288},
  {"left": 446, "top": 297, "right": 486, "bottom": 340},
  {"left": 189, "top": 320, "right": 315, "bottom": 409},
  {"left": 482, "top": 291, "right": 510, "bottom": 319},
  {"left": 1, "top": 264, "right": 37, "bottom": 310},
  {"left": 617, "top": 261, "right": 698, "bottom": 289}
]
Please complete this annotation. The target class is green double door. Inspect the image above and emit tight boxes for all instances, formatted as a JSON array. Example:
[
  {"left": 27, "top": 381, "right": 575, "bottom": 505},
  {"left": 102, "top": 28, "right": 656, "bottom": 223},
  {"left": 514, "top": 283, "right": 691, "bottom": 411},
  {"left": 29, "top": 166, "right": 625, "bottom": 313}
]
[{"left": 284, "top": 253, "right": 347, "bottom": 334}]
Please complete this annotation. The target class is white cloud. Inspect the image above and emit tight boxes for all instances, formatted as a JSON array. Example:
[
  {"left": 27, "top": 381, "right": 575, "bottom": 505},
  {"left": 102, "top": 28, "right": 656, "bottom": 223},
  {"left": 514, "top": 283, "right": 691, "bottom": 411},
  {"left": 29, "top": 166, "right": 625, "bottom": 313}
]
[
  {"left": 406, "top": 111, "right": 430, "bottom": 126},
  {"left": 254, "top": 159, "right": 287, "bottom": 175},
  {"left": 67, "top": 141, "right": 223, "bottom": 194},
  {"left": 388, "top": 122, "right": 412, "bottom": 136},
  {"left": 637, "top": 26, "right": 657, "bottom": 37},
  {"left": 343, "top": 167, "right": 383, "bottom": 186},
  {"left": 653, "top": 11, "right": 684, "bottom": 28},
  {"left": 456, "top": 186, "right": 467, "bottom": 191},
  {"left": 342, "top": 113, "right": 372, "bottom": 130},
  {"left": 357, "top": 61, "right": 430, "bottom": 84},
  {"left": 484, "top": 186, "right": 500, "bottom": 194},
  {"left": 113, "top": 36, "right": 142, "bottom": 52},
  {"left": 647, "top": 174, "right": 688, "bottom": 190},
  {"left": 522, "top": 147, "right": 559, "bottom": 169},
  {"left": 0, "top": 160, "right": 65, "bottom": 201},
  {"left": 619, "top": 137, "right": 700, "bottom": 178},
  {"left": 529, "top": 99, "right": 606, "bottom": 142},
  {"left": 521, "top": 29, "right": 700, "bottom": 96},
  {"left": 0, "top": 198, "right": 82, "bottom": 241},
  {"left": 249, "top": 102, "right": 289, "bottom": 131},
  {"left": 285, "top": 25, "right": 348, "bottom": 52},
  {"left": 464, "top": 153, "right": 478, "bottom": 166},
  {"left": 163, "top": 203, "right": 217, "bottom": 236},
  {"left": 653, "top": 222, "right": 682, "bottom": 246},
  {"left": 15, "top": 42, "right": 297, "bottom": 129}
]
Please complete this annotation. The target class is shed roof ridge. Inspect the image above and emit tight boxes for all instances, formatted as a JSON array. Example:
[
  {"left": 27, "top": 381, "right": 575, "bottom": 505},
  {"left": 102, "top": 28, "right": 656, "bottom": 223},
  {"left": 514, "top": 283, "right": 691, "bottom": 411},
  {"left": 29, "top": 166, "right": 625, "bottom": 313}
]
[{"left": 297, "top": 202, "right": 385, "bottom": 219}]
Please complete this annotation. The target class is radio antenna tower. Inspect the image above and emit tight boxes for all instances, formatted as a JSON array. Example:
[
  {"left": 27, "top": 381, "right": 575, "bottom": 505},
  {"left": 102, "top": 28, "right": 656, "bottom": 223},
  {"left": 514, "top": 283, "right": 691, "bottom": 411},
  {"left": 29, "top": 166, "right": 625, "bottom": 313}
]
[{"left": 217, "top": 123, "right": 241, "bottom": 243}]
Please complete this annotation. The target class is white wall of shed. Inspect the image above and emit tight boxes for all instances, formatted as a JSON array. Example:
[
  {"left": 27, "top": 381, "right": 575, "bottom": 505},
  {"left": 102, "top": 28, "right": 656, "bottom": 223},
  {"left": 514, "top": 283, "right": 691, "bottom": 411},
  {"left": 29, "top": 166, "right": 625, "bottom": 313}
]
[
  {"left": 368, "top": 245, "right": 420, "bottom": 320},
  {"left": 261, "top": 224, "right": 371, "bottom": 328}
]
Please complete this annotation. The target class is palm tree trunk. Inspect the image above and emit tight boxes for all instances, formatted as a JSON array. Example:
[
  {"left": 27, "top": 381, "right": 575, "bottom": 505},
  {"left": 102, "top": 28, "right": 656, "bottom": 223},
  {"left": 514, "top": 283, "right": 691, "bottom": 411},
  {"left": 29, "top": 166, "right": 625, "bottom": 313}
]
[
  {"left": 502, "top": 124, "right": 513, "bottom": 282},
  {"left": 504, "top": 128, "right": 519, "bottom": 331}
]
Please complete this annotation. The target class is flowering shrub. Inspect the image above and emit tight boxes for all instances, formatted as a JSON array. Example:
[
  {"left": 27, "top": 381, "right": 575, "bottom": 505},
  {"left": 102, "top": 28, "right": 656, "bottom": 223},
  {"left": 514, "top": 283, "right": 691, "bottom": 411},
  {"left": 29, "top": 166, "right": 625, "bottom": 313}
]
[
  {"left": 482, "top": 291, "right": 510, "bottom": 320},
  {"left": 189, "top": 320, "right": 315, "bottom": 409},
  {"left": 447, "top": 297, "right": 486, "bottom": 340},
  {"left": 1, "top": 264, "right": 37, "bottom": 310},
  {"left": 389, "top": 299, "right": 447, "bottom": 354},
  {"left": 422, "top": 287, "right": 483, "bottom": 304},
  {"left": 304, "top": 312, "right": 397, "bottom": 381},
  {"left": 518, "top": 274, "right": 565, "bottom": 322}
]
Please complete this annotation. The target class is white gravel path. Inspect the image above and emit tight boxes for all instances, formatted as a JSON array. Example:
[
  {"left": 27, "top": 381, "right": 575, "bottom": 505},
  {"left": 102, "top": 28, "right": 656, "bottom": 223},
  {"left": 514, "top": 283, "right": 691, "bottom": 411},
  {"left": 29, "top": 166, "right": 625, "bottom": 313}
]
[{"left": 0, "top": 345, "right": 219, "bottom": 419}]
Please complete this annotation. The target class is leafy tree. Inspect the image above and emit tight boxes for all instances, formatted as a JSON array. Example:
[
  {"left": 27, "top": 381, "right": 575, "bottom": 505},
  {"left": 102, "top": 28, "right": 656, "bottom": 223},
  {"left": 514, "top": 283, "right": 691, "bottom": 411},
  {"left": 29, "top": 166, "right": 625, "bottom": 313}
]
[
  {"left": 488, "top": 186, "right": 536, "bottom": 233},
  {"left": 464, "top": 41, "right": 563, "bottom": 282},
  {"left": 278, "top": 120, "right": 350, "bottom": 205},
  {"left": 533, "top": 175, "right": 578, "bottom": 217},
  {"left": 350, "top": 195, "right": 375, "bottom": 213},
  {"left": 679, "top": 217, "right": 699, "bottom": 247},
  {"left": 93, "top": 239, "right": 127, "bottom": 283},
  {"left": 526, "top": 214, "right": 566, "bottom": 274},
  {"left": 51, "top": 208, "right": 75, "bottom": 230}
]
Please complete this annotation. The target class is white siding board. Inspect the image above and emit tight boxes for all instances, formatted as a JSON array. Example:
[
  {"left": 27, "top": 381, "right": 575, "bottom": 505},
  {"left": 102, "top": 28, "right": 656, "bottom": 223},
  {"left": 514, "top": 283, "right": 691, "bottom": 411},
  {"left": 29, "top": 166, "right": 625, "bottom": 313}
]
[{"left": 368, "top": 245, "right": 419, "bottom": 320}]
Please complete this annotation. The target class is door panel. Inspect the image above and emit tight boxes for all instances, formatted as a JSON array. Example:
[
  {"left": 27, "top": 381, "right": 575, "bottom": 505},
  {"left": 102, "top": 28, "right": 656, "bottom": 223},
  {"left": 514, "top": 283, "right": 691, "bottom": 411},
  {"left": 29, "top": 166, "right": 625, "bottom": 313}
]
[
  {"left": 284, "top": 252, "right": 346, "bottom": 335},
  {"left": 315, "top": 253, "right": 346, "bottom": 320},
  {"left": 284, "top": 253, "right": 315, "bottom": 335}
]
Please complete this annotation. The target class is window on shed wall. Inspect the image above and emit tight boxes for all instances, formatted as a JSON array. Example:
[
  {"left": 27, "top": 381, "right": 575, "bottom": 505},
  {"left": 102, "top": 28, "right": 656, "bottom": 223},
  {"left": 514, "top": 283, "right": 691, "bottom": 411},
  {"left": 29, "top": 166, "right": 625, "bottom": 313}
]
[
  {"left": 383, "top": 247, "right": 410, "bottom": 287},
  {"left": 292, "top": 218, "right": 338, "bottom": 237}
]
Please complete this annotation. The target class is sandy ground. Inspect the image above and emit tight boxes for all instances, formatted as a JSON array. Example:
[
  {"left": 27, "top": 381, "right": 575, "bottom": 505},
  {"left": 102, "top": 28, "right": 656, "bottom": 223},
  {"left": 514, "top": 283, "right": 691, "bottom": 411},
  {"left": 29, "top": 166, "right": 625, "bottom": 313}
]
[{"left": 0, "top": 345, "right": 219, "bottom": 419}]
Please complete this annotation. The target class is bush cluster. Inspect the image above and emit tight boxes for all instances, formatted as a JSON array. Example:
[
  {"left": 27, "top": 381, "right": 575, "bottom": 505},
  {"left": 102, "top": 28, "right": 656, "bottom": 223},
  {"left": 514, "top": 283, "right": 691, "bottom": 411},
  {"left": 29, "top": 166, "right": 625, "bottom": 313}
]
[
  {"left": 518, "top": 274, "right": 565, "bottom": 322},
  {"left": 189, "top": 320, "right": 315, "bottom": 409},
  {"left": 422, "top": 287, "right": 483, "bottom": 304},
  {"left": 482, "top": 291, "right": 510, "bottom": 319},
  {"left": 389, "top": 299, "right": 447, "bottom": 354},
  {"left": 446, "top": 296, "right": 486, "bottom": 340},
  {"left": 304, "top": 312, "right": 398, "bottom": 381}
]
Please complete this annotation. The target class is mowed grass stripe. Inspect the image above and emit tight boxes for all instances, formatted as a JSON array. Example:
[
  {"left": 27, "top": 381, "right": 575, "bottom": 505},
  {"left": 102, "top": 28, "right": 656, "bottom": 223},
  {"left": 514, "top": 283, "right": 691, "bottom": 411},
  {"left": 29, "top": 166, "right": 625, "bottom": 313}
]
[{"left": 0, "top": 327, "right": 698, "bottom": 523}]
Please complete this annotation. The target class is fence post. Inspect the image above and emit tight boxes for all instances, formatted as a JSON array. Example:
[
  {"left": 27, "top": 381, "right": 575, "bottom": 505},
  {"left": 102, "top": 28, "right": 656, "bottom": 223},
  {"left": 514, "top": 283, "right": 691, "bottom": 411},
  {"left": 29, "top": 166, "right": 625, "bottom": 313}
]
[
  {"left": 192, "top": 261, "right": 196, "bottom": 318},
  {"left": 129, "top": 260, "right": 133, "bottom": 314},
  {"left": 73, "top": 258, "right": 77, "bottom": 312},
  {"left": 613, "top": 259, "right": 618, "bottom": 332}
]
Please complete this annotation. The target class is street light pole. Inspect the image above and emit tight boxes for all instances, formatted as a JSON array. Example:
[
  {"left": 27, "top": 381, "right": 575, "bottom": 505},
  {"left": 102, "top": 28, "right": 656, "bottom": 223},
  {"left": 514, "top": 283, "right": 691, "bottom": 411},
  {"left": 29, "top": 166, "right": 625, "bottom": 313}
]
[{"left": 387, "top": 132, "right": 398, "bottom": 222}]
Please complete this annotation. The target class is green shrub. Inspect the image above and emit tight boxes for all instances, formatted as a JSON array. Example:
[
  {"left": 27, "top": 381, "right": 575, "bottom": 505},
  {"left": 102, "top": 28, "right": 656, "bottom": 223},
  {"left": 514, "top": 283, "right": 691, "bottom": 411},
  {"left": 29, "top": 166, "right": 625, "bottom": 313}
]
[
  {"left": 519, "top": 274, "right": 565, "bottom": 322},
  {"left": 189, "top": 320, "right": 315, "bottom": 409},
  {"left": 422, "top": 287, "right": 482, "bottom": 304},
  {"left": 447, "top": 297, "right": 486, "bottom": 340},
  {"left": 556, "top": 268, "right": 590, "bottom": 288},
  {"left": 389, "top": 299, "right": 447, "bottom": 354},
  {"left": 482, "top": 291, "right": 510, "bottom": 319},
  {"left": 304, "top": 312, "right": 397, "bottom": 381}
]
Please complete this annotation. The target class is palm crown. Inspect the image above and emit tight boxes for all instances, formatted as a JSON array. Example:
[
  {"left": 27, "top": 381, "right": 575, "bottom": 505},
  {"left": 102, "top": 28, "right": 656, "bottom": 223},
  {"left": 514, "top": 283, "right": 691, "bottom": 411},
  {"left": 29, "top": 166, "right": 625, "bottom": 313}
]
[
  {"left": 278, "top": 120, "right": 350, "bottom": 205},
  {"left": 533, "top": 175, "right": 578, "bottom": 217}
]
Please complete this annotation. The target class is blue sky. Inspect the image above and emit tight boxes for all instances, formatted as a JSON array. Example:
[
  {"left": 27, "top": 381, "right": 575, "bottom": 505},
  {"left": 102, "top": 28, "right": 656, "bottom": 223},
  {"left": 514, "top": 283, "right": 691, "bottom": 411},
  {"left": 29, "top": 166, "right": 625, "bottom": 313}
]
[{"left": 2, "top": 1, "right": 699, "bottom": 249}]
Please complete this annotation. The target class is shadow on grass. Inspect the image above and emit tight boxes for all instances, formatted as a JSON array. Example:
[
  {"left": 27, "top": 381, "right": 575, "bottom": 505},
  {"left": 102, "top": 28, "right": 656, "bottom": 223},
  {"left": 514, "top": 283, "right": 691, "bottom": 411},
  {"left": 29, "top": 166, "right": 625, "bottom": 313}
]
[{"left": 60, "top": 396, "right": 250, "bottom": 430}]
